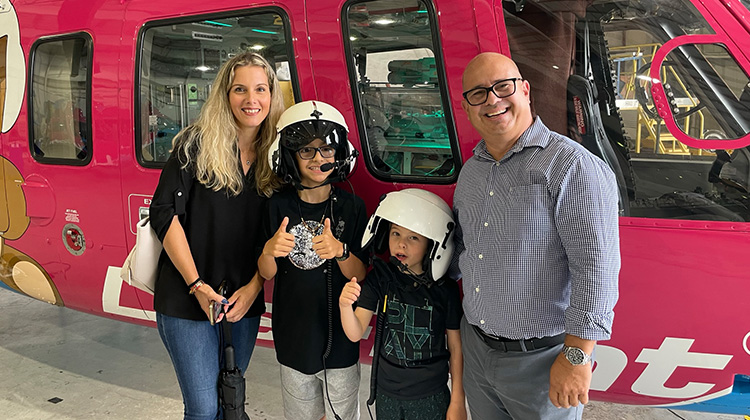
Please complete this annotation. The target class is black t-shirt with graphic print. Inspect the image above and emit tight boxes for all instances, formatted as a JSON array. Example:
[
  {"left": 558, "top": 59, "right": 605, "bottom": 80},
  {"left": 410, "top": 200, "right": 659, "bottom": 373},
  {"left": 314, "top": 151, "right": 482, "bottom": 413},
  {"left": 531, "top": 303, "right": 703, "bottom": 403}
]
[
  {"left": 262, "top": 186, "right": 368, "bottom": 374},
  {"left": 358, "top": 259, "right": 463, "bottom": 399}
]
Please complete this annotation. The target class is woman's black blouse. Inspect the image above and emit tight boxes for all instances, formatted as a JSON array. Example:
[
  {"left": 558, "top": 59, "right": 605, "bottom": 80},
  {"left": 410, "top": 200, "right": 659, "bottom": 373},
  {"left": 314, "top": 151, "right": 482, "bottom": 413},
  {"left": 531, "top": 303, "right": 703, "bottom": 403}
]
[{"left": 149, "top": 150, "right": 267, "bottom": 320}]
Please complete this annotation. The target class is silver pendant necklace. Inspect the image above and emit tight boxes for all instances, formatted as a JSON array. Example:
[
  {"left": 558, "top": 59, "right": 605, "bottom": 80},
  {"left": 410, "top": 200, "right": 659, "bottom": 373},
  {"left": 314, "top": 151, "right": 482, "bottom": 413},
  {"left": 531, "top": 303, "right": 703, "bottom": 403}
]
[
  {"left": 298, "top": 199, "right": 329, "bottom": 236},
  {"left": 240, "top": 147, "right": 252, "bottom": 166}
]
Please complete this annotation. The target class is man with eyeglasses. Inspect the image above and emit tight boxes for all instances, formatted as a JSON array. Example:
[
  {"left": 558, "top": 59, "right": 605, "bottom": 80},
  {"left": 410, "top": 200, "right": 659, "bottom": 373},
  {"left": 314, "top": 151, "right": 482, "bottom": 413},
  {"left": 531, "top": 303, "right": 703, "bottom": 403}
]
[{"left": 451, "top": 52, "right": 620, "bottom": 420}]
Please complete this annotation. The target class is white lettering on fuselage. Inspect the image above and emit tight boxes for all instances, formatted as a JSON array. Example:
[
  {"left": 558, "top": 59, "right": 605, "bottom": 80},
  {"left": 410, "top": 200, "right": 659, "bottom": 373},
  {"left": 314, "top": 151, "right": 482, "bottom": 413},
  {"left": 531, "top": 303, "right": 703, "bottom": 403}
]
[
  {"left": 590, "top": 346, "right": 628, "bottom": 391},
  {"left": 102, "top": 266, "right": 155, "bottom": 321},
  {"left": 592, "top": 338, "right": 734, "bottom": 400},
  {"left": 258, "top": 303, "right": 273, "bottom": 341},
  {"left": 631, "top": 338, "right": 732, "bottom": 398}
]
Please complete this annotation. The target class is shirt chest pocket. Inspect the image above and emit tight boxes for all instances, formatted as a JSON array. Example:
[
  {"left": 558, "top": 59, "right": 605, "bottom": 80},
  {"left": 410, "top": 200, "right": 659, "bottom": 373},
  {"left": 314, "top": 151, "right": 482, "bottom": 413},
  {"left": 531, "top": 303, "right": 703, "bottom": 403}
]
[{"left": 499, "top": 184, "right": 553, "bottom": 241}]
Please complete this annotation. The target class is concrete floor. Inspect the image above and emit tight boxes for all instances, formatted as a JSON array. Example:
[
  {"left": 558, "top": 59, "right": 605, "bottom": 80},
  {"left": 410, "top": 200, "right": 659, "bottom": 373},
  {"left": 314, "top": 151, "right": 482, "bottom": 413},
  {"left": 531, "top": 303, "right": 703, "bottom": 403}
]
[{"left": 0, "top": 287, "right": 744, "bottom": 420}]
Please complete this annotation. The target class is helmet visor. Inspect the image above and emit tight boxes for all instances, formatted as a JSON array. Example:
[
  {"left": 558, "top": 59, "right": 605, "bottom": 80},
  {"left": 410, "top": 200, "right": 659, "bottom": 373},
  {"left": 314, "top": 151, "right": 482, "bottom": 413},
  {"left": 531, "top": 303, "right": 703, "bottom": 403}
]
[{"left": 280, "top": 120, "right": 347, "bottom": 151}]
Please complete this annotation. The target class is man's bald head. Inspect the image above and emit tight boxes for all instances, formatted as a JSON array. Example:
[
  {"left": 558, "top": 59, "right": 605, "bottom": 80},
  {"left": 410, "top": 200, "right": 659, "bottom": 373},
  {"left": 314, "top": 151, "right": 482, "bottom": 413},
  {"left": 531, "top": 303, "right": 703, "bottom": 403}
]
[
  {"left": 462, "top": 53, "right": 522, "bottom": 92},
  {"left": 460, "top": 52, "right": 533, "bottom": 159}
]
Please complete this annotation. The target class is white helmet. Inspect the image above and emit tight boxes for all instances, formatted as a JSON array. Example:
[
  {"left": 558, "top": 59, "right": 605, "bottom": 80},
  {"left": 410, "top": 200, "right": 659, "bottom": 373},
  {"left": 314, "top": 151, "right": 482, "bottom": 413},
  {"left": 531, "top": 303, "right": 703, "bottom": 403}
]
[
  {"left": 269, "top": 100, "right": 358, "bottom": 189},
  {"left": 362, "top": 188, "right": 455, "bottom": 281}
]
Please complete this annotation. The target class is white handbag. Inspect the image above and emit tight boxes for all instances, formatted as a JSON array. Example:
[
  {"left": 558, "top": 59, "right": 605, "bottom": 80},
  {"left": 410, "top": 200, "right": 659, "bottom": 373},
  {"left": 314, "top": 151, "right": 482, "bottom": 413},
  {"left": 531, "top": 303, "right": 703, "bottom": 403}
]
[{"left": 120, "top": 217, "right": 162, "bottom": 294}]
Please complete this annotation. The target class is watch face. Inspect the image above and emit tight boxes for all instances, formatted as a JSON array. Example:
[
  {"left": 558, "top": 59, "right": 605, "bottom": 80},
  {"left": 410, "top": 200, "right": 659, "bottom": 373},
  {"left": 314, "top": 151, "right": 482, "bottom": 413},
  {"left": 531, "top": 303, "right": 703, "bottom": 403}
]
[
  {"left": 336, "top": 243, "right": 349, "bottom": 261},
  {"left": 565, "top": 347, "right": 586, "bottom": 365}
]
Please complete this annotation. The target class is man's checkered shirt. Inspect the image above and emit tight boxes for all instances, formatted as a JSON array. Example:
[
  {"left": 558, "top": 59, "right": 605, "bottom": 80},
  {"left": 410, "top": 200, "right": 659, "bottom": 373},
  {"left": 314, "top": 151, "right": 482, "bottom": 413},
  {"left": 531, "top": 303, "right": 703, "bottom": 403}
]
[{"left": 452, "top": 117, "right": 620, "bottom": 341}]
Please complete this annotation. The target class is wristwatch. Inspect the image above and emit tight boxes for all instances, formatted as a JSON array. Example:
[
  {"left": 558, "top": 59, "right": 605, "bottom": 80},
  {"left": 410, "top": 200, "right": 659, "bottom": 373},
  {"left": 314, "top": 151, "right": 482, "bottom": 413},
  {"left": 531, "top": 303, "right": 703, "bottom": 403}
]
[
  {"left": 335, "top": 242, "right": 350, "bottom": 261},
  {"left": 562, "top": 345, "right": 592, "bottom": 366}
]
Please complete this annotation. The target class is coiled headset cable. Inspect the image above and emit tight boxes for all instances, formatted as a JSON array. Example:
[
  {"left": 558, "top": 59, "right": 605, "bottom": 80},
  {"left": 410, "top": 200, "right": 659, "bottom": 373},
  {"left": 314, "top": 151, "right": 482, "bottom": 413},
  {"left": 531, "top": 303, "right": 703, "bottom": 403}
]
[{"left": 322, "top": 192, "right": 342, "bottom": 420}]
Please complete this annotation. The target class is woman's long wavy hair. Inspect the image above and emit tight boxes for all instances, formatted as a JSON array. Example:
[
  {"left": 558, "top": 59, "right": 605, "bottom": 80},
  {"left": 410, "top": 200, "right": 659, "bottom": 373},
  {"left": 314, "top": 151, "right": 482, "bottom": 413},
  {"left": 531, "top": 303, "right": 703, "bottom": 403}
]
[{"left": 173, "top": 52, "right": 284, "bottom": 197}]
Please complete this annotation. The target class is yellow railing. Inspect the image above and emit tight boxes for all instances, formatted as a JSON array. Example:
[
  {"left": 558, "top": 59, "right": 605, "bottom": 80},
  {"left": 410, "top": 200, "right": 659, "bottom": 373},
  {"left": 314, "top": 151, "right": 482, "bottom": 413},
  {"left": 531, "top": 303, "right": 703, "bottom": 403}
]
[{"left": 611, "top": 43, "right": 709, "bottom": 156}]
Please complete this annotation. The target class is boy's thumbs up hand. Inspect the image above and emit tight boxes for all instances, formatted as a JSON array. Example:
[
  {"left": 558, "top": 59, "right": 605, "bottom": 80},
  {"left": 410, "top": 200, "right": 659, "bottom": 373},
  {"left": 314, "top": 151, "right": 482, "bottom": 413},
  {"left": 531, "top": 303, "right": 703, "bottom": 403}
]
[
  {"left": 312, "top": 218, "right": 343, "bottom": 260},
  {"left": 263, "top": 216, "right": 295, "bottom": 258},
  {"left": 339, "top": 277, "right": 361, "bottom": 307},
  {"left": 278, "top": 216, "right": 289, "bottom": 233}
]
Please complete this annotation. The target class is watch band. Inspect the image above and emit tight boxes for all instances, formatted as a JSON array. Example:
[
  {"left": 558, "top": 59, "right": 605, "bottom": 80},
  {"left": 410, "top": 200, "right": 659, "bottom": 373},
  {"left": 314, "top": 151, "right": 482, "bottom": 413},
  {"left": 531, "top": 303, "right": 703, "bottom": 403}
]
[{"left": 335, "top": 242, "right": 350, "bottom": 261}]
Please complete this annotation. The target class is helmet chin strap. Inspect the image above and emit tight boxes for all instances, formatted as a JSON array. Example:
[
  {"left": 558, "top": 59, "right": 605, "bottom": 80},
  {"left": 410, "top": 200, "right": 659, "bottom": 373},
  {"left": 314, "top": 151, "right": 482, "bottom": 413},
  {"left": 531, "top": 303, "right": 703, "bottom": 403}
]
[
  {"left": 294, "top": 178, "right": 334, "bottom": 191},
  {"left": 285, "top": 171, "right": 331, "bottom": 191}
]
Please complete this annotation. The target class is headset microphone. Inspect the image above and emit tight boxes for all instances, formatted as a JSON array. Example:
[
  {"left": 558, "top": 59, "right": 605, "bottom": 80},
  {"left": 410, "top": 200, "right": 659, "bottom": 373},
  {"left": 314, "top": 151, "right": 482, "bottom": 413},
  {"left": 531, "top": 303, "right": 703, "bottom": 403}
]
[
  {"left": 319, "top": 161, "right": 340, "bottom": 172},
  {"left": 389, "top": 256, "right": 431, "bottom": 286},
  {"left": 320, "top": 149, "right": 359, "bottom": 172},
  {"left": 389, "top": 256, "right": 408, "bottom": 272}
]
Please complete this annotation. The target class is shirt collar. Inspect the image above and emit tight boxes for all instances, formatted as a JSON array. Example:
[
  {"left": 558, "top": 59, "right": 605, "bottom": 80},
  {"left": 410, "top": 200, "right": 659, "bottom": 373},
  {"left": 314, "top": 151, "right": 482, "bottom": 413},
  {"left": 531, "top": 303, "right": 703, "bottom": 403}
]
[{"left": 472, "top": 117, "right": 550, "bottom": 162}]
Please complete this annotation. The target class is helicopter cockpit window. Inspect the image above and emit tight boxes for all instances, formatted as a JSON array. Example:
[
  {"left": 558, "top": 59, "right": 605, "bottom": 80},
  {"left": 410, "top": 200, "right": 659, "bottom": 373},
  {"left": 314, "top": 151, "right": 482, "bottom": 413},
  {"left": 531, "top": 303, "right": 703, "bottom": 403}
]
[
  {"left": 343, "top": 0, "right": 460, "bottom": 183},
  {"left": 504, "top": 0, "right": 750, "bottom": 222},
  {"left": 652, "top": 44, "right": 750, "bottom": 143},
  {"left": 28, "top": 34, "right": 92, "bottom": 165},
  {"left": 137, "top": 10, "right": 297, "bottom": 167}
]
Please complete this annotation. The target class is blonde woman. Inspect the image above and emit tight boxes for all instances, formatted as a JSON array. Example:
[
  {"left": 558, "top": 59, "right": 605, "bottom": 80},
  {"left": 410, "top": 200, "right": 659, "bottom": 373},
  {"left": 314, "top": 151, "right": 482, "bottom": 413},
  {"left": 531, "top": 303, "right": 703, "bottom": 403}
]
[{"left": 149, "top": 52, "right": 284, "bottom": 420}]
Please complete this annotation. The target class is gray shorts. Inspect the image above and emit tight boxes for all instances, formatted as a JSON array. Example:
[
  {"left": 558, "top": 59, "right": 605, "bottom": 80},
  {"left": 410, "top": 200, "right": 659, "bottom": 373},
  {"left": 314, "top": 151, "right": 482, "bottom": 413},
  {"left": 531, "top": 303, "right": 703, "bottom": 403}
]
[{"left": 280, "top": 363, "right": 360, "bottom": 420}]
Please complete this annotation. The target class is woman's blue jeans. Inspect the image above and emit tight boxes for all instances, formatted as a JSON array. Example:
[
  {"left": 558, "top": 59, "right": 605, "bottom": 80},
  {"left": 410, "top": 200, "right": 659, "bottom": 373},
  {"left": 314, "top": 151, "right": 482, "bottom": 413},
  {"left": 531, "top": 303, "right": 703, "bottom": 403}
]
[{"left": 157, "top": 312, "right": 261, "bottom": 420}]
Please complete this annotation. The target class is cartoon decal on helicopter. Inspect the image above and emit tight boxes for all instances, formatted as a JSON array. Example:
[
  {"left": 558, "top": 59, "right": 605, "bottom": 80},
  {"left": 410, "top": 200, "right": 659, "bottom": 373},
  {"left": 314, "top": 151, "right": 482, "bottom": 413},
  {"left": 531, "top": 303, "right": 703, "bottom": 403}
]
[{"left": 0, "top": 0, "right": 61, "bottom": 306}]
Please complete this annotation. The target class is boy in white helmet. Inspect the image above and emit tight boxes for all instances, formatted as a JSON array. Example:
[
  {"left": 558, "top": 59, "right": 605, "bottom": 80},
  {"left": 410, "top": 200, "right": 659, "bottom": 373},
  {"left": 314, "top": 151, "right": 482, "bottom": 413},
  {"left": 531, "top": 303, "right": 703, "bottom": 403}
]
[
  {"left": 339, "top": 189, "right": 467, "bottom": 420},
  {"left": 259, "top": 100, "right": 367, "bottom": 420}
]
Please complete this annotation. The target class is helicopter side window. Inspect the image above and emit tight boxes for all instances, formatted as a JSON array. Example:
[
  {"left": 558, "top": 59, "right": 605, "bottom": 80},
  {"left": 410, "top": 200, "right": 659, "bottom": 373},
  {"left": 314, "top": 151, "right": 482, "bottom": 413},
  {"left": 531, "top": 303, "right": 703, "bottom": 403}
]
[
  {"left": 343, "top": 0, "right": 460, "bottom": 183},
  {"left": 28, "top": 34, "right": 92, "bottom": 165},
  {"left": 136, "top": 10, "right": 298, "bottom": 167}
]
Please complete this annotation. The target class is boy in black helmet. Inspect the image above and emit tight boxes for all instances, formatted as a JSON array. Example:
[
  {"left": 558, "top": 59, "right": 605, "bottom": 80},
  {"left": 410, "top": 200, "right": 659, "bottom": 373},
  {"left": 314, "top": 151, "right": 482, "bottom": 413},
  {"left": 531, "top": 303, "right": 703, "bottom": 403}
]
[
  {"left": 340, "top": 188, "right": 466, "bottom": 420},
  {"left": 259, "top": 100, "right": 367, "bottom": 420}
]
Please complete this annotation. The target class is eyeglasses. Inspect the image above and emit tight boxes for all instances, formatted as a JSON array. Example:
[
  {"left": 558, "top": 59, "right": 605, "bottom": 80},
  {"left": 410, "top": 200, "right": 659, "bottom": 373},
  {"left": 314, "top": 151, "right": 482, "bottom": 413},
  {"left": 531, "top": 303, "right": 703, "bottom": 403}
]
[
  {"left": 296, "top": 145, "right": 336, "bottom": 160},
  {"left": 462, "top": 77, "right": 523, "bottom": 106}
]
